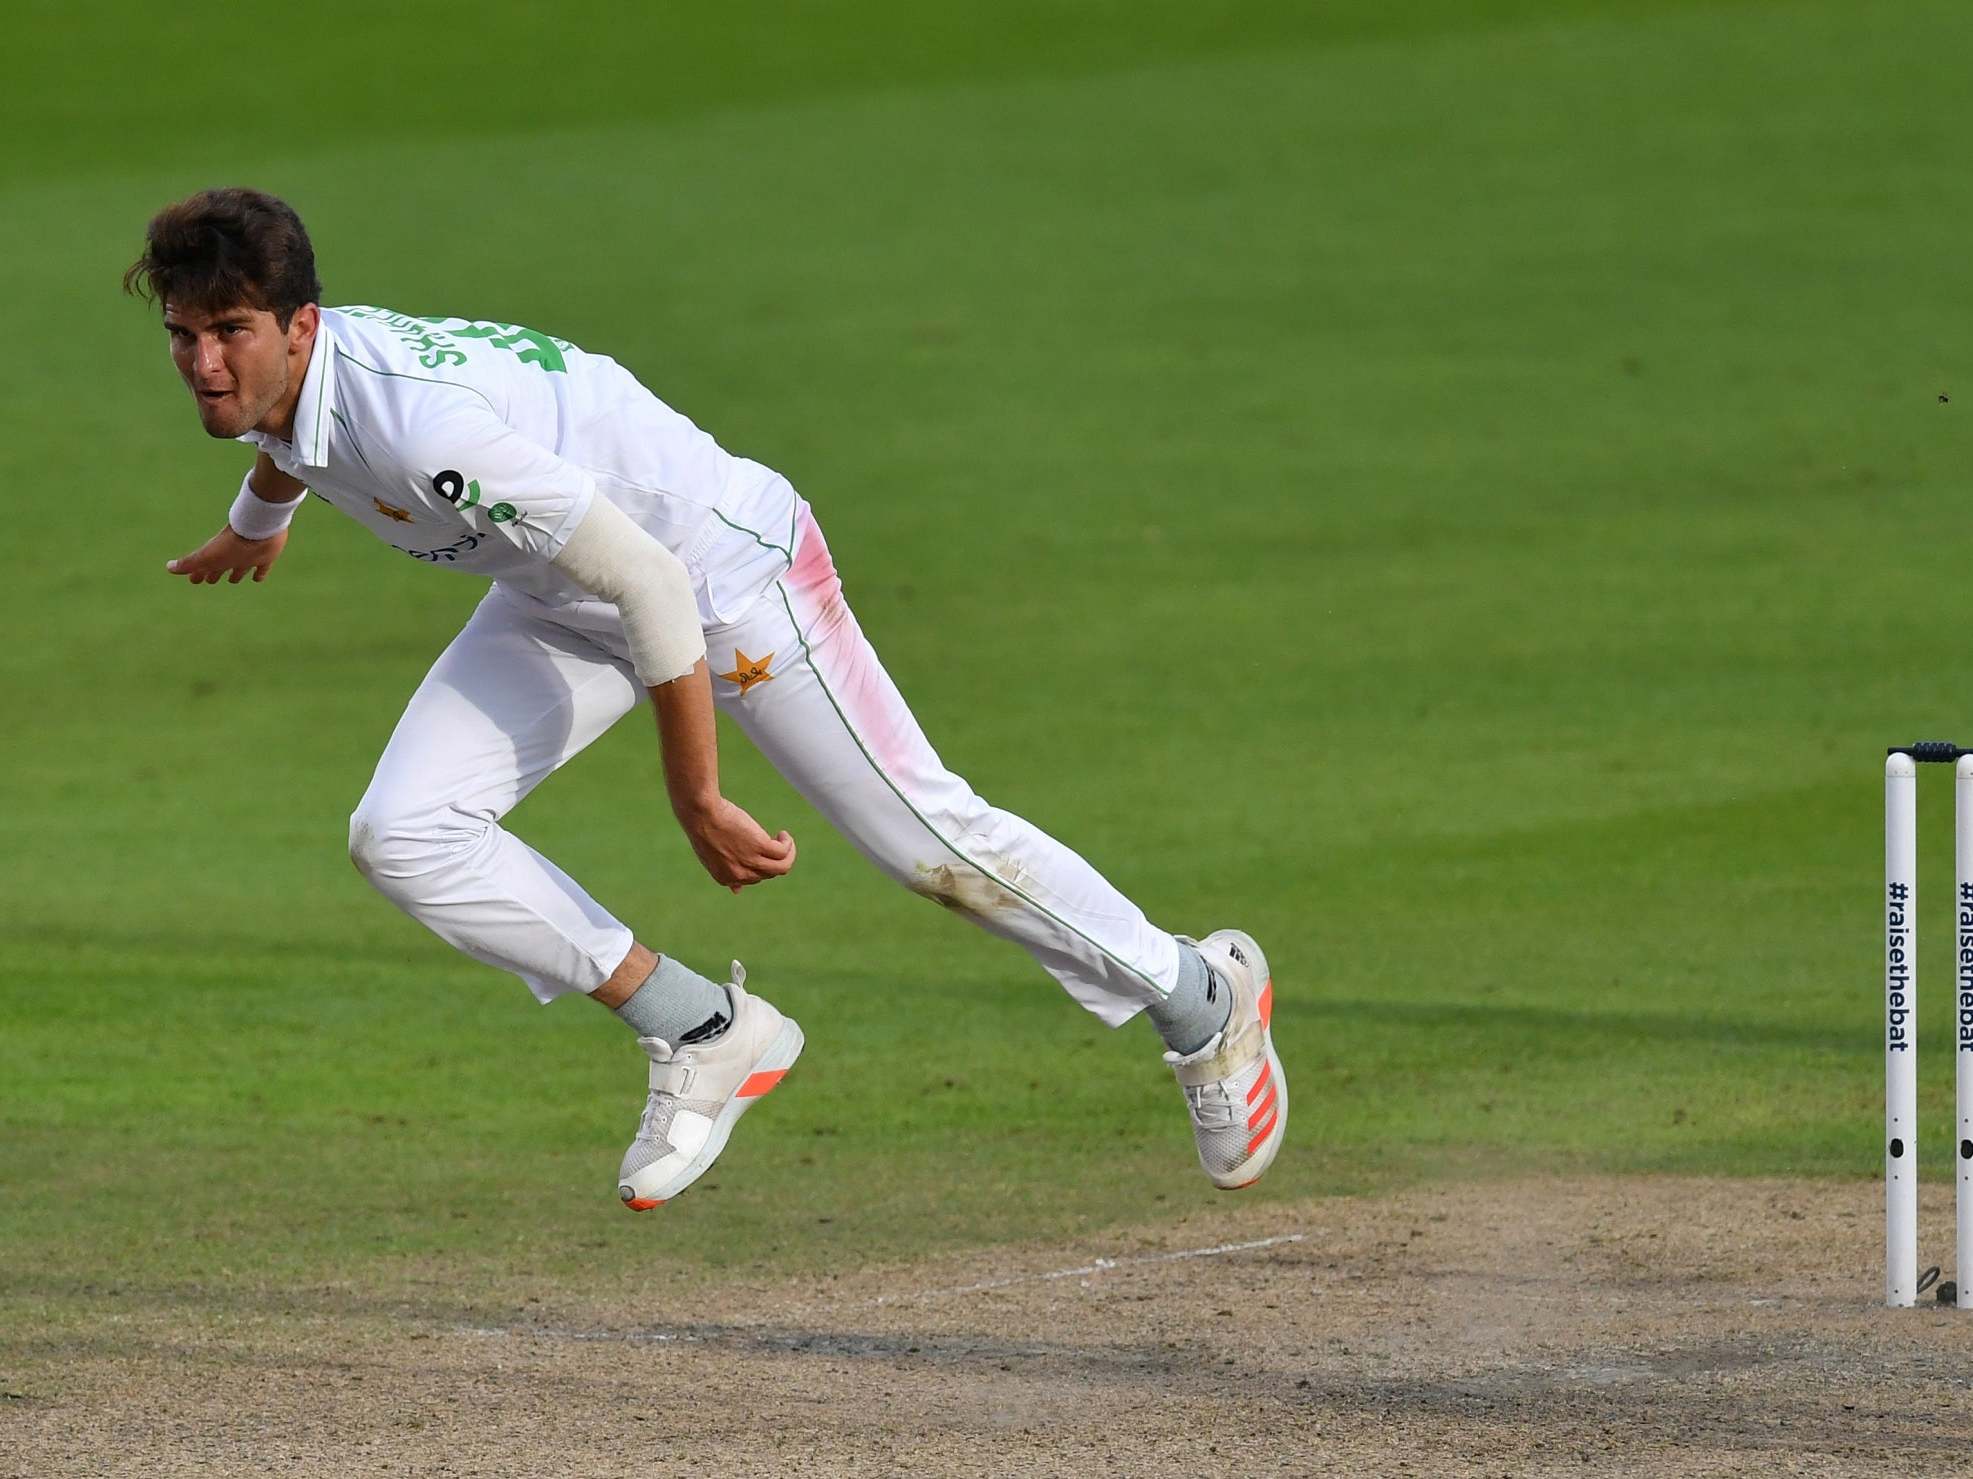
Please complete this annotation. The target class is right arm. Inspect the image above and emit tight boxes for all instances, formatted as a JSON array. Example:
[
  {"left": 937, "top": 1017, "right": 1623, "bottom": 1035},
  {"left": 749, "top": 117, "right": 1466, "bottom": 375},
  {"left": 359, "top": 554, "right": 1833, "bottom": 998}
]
[
  {"left": 165, "top": 451, "right": 306, "bottom": 585},
  {"left": 406, "top": 403, "right": 796, "bottom": 893},
  {"left": 648, "top": 658, "right": 797, "bottom": 893},
  {"left": 547, "top": 494, "right": 796, "bottom": 892}
]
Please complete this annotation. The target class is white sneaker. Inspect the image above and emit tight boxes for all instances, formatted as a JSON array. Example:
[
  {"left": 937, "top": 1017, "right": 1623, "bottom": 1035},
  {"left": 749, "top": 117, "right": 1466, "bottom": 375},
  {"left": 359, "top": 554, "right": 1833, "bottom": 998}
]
[
  {"left": 617, "top": 963, "right": 804, "bottom": 1211},
  {"left": 1164, "top": 929, "right": 1283, "bottom": 1191}
]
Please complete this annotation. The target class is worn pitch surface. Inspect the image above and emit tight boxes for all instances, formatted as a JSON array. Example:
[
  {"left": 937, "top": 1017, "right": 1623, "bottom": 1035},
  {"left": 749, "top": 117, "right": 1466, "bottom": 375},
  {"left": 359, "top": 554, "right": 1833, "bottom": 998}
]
[{"left": 9, "top": 1177, "right": 1969, "bottom": 1477}]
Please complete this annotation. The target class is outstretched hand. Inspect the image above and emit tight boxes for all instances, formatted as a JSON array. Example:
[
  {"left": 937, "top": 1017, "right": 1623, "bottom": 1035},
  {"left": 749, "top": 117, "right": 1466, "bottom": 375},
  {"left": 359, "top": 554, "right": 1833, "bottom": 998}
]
[
  {"left": 166, "top": 526, "right": 288, "bottom": 585},
  {"left": 679, "top": 796, "right": 797, "bottom": 894}
]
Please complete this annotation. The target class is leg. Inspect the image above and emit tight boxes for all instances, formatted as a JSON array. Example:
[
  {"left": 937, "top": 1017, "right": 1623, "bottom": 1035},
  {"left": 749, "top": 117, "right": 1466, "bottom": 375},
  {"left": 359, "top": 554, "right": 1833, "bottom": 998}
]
[
  {"left": 347, "top": 590, "right": 644, "bottom": 1002},
  {"left": 703, "top": 510, "right": 1286, "bottom": 1191},
  {"left": 706, "top": 509, "right": 1181, "bottom": 1026}
]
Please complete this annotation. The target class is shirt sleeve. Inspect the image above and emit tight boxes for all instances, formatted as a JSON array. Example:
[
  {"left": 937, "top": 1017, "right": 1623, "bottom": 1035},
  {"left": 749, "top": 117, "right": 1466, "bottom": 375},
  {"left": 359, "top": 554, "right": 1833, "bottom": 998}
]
[{"left": 404, "top": 397, "right": 596, "bottom": 562}]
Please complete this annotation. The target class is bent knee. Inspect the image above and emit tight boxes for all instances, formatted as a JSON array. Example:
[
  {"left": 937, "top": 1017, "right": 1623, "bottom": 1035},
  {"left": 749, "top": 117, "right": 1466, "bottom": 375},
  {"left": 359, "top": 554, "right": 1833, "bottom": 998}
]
[
  {"left": 346, "top": 805, "right": 398, "bottom": 880},
  {"left": 348, "top": 801, "right": 480, "bottom": 884}
]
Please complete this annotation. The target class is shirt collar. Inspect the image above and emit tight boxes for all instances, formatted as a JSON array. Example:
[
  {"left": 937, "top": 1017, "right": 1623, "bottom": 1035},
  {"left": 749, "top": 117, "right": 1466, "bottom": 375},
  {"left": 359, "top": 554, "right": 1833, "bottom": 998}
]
[{"left": 235, "top": 312, "right": 338, "bottom": 469}]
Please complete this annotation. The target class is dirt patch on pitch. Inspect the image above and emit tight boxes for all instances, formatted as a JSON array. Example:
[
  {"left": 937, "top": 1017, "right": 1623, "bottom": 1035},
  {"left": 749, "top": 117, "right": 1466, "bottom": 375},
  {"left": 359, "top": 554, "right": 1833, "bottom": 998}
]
[{"left": 8, "top": 1176, "right": 1973, "bottom": 1477}]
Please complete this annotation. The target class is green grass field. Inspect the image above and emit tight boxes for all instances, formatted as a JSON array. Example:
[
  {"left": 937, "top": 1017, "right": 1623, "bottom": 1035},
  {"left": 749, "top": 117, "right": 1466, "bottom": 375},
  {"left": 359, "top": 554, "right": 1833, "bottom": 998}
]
[{"left": 3, "top": 0, "right": 1970, "bottom": 1305}]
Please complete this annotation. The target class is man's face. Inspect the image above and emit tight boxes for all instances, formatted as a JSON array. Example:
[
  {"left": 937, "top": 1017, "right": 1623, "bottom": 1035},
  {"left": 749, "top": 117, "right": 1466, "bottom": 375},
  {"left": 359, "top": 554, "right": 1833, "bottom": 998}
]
[{"left": 162, "top": 301, "right": 316, "bottom": 440}]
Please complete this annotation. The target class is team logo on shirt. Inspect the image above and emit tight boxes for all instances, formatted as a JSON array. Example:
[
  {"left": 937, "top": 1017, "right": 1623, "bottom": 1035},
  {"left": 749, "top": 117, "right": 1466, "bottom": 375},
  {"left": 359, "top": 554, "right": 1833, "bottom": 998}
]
[
  {"left": 719, "top": 648, "right": 776, "bottom": 694},
  {"left": 373, "top": 498, "right": 415, "bottom": 524}
]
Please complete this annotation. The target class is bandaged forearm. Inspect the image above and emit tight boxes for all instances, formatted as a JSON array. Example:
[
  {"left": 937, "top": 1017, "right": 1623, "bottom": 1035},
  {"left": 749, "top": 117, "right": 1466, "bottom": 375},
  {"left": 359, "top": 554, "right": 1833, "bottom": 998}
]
[{"left": 550, "top": 496, "right": 706, "bottom": 686}]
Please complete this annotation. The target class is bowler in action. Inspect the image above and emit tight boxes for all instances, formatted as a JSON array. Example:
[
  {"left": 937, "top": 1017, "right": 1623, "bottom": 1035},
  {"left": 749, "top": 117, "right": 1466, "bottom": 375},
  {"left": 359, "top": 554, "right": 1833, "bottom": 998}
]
[{"left": 128, "top": 188, "right": 1287, "bottom": 1210}]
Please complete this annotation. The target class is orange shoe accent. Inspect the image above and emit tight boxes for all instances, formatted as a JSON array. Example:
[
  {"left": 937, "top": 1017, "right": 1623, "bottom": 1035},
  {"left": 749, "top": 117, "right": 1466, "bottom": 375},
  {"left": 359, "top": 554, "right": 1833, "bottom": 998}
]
[
  {"left": 1246, "top": 1107, "right": 1279, "bottom": 1157},
  {"left": 1247, "top": 1082, "right": 1279, "bottom": 1130},
  {"left": 1245, "top": 1059, "right": 1274, "bottom": 1105},
  {"left": 622, "top": 1196, "right": 664, "bottom": 1211},
  {"left": 736, "top": 1067, "right": 787, "bottom": 1098},
  {"left": 1258, "top": 978, "right": 1274, "bottom": 1028}
]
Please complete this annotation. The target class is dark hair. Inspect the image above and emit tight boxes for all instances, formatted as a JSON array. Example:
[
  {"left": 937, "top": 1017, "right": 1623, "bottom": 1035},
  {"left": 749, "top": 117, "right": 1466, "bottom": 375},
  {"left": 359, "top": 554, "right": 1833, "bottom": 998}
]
[{"left": 123, "top": 188, "right": 322, "bottom": 328}]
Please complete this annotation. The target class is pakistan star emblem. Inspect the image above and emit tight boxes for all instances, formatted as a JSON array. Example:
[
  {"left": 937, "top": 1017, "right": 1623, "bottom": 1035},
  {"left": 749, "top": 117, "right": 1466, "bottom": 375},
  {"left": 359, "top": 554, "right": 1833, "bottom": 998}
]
[{"left": 719, "top": 648, "right": 776, "bottom": 694}]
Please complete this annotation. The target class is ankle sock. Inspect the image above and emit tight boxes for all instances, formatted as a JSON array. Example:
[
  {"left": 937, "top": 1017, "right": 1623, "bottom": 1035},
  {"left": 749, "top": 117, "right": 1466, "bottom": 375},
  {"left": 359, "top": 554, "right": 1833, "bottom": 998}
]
[
  {"left": 1148, "top": 942, "right": 1233, "bottom": 1056},
  {"left": 612, "top": 955, "right": 731, "bottom": 1046}
]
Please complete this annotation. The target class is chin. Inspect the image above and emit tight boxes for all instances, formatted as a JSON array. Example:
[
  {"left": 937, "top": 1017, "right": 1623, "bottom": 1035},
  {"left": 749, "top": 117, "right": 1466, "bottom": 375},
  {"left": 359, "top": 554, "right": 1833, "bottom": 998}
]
[{"left": 197, "top": 406, "right": 250, "bottom": 439}]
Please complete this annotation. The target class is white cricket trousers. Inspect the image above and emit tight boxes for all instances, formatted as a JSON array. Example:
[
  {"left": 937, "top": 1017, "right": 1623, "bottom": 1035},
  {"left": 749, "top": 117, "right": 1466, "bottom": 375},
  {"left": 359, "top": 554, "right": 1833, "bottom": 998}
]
[{"left": 348, "top": 506, "right": 1181, "bottom": 1025}]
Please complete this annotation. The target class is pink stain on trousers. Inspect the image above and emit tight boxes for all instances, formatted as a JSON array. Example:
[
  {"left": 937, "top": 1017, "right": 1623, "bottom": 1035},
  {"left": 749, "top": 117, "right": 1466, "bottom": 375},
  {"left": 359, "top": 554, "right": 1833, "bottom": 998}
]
[{"left": 781, "top": 508, "right": 939, "bottom": 794}]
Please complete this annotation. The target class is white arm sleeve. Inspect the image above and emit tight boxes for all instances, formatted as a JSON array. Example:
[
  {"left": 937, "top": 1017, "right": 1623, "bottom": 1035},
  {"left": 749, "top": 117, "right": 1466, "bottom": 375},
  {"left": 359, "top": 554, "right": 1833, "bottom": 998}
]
[{"left": 549, "top": 496, "right": 706, "bottom": 686}]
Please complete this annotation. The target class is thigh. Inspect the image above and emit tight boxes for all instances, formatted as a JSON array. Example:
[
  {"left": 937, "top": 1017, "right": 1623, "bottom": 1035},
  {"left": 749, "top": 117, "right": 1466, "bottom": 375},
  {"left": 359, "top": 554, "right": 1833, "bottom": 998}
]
[
  {"left": 358, "top": 590, "right": 644, "bottom": 827},
  {"left": 706, "top": 511, "right": 976, "bottom": 862},
  {"left": 711, "top": 514, "right": 1176, "bottom": 1021}
]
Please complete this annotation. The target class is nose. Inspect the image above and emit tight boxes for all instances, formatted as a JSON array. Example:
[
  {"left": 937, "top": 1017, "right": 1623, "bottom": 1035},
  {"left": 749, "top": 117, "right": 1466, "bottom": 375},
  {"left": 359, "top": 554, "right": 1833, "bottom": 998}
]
[{"left": 194, "top": 335, "right": 228, "bottom": 385}]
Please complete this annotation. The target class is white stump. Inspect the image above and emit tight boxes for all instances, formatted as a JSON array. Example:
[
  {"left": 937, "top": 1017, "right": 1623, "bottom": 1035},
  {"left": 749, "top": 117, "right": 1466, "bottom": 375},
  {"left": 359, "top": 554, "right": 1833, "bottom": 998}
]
[
  {"left": 1956, "top": 755, "right": 1973, "bottom": 1308},
  {"left": 1887, "top": 752, "right": 1918, "bottom": 1307}
]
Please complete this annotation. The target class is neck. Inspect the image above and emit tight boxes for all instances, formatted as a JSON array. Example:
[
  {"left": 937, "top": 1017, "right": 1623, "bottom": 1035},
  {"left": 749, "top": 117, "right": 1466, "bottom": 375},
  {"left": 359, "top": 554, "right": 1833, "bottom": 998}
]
[{"left": 258, "top": 321, "right": 318, "bottom": 442}]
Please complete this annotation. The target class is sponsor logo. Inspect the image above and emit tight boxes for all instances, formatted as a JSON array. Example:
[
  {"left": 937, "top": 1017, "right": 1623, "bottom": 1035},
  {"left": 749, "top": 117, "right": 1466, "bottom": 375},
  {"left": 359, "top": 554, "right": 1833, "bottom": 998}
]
[
  {"left": 402, "top": 531, "right": 485, "bottom": 564},
  {"left": 718, "top": 647, "right": 776, "bottom": 694},
  {"left": 430, "top": 471, "right": 515, "bottom": 524},
  {"left": 432, "top": 469, "right": 480, "bottom": 509}
]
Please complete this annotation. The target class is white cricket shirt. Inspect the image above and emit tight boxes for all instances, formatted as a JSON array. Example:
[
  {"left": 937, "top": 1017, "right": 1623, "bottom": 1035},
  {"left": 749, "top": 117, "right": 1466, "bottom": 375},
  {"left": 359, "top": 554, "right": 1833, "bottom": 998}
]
[{"left": 239, "top": 307, "right": 798, "bottom": 622}]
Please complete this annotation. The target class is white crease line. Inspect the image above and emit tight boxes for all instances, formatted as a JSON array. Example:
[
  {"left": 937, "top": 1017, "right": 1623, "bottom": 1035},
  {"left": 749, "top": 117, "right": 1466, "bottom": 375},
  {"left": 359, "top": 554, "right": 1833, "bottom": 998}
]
[
  {"left": 455, "top": 1232, "right": 1308, "bottom": 1344},
  {"left": 869, "top": 1232, "right": 1307, "bottom": 1307},
  {"left": 460, "top": 1324, "right": 679, "bottom": 1344}
]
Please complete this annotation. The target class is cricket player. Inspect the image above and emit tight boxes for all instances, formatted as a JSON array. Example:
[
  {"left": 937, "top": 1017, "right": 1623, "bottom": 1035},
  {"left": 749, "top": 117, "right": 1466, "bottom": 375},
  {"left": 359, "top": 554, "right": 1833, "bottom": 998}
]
[{"left": 127, "top": 188, "right": 1287, "bottom": 1209}]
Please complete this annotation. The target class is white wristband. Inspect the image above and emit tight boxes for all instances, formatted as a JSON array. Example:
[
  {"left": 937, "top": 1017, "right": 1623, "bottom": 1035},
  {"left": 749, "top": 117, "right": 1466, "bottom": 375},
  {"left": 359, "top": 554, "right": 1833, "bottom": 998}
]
[{"left": 228, "top": 472, "right": 306, "bottom": 541}]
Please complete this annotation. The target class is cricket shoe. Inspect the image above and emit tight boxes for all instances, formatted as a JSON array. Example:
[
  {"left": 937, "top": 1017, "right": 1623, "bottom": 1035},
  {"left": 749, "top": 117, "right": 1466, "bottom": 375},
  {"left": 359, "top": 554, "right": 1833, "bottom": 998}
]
[
  {"left": 1164, "top": 929, "right": 1283, "bottom": 1190},
  {"left": 617, "top": 963, "right": 803, "bottom": 1211}
]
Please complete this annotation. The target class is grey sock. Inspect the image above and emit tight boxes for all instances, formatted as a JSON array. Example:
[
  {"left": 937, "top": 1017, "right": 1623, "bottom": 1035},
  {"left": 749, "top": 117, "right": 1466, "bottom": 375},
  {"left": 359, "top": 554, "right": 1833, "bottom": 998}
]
[
  {"left": 613, "top": 955, "right": 731, "bottom": 1046},
  {"left": 1147, "top": 942, "right": 1233, "bottom": 1056}
]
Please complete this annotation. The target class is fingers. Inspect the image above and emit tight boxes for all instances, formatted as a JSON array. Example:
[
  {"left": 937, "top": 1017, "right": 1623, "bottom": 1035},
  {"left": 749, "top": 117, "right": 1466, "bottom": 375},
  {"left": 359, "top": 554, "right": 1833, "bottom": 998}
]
[
  {"left": 737, "top": 831, "right": 796, "bottom": 882},
  {"left": 710, "top": 855, "right": 794, "bottom": 890},
  {"left": 735, "top": 834, "right": 797, "bottom": 886},
  {"left": 692, "top": 812, "right": 796, "bottom": 892},
  {"left": 166, "top": 556, "right": 270, "bottom": 585}
]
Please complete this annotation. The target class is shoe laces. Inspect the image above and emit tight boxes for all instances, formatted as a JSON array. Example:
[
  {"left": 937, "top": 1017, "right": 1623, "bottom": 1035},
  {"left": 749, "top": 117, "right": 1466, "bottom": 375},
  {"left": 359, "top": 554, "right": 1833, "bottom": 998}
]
[{"left": 1183, "top": 1080, "right": 1236, "bottom": 1130}]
